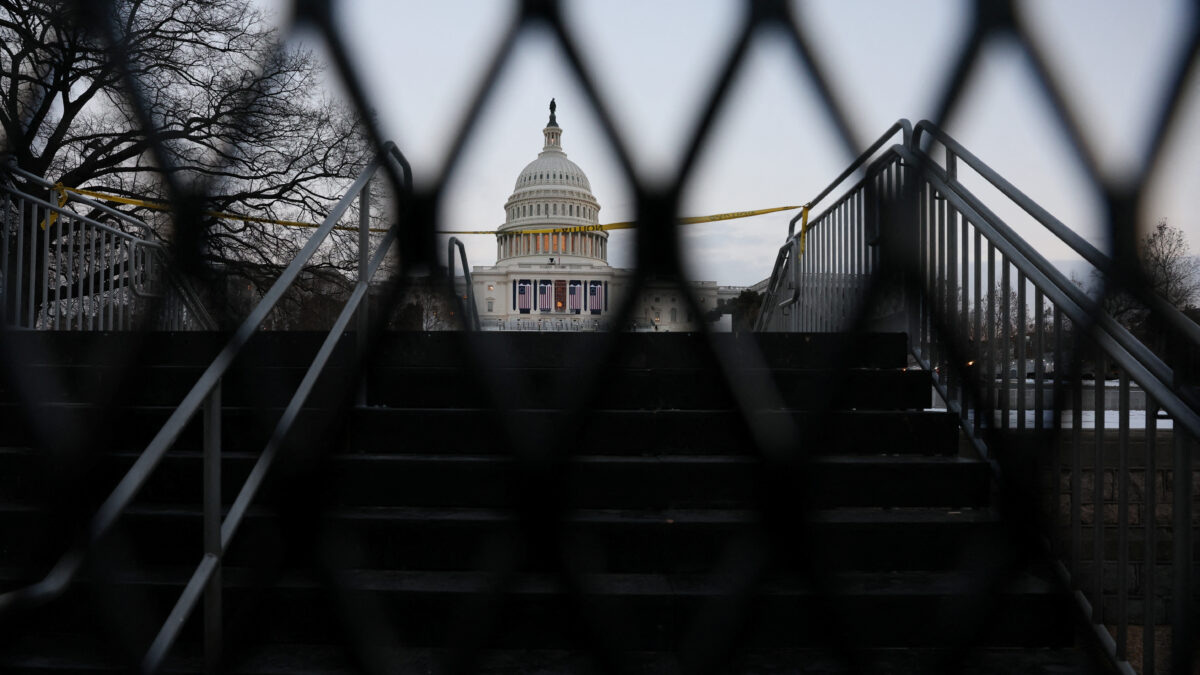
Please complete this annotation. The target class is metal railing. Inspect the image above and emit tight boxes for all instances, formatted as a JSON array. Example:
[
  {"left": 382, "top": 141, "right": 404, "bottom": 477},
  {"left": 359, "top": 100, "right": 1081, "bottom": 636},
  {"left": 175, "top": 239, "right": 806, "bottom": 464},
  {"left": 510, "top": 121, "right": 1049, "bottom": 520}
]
[
  {"left": 758, "top": 118, "right": 1198, "bottom": 675},
  {"left": 0, "top": 141, "right": 411, "bottom": 673},
  {"left": 447, "top": 235, "right": 480, "bottom": 331},
  {"left": 0, "top": 159, "right": 215, "bottom": 331},
  {"left": 2, "top": 1, "right": 1198, "bottom": 673},
  {"left": 756, "top": 120, "right": 910, "bottom": 333}
]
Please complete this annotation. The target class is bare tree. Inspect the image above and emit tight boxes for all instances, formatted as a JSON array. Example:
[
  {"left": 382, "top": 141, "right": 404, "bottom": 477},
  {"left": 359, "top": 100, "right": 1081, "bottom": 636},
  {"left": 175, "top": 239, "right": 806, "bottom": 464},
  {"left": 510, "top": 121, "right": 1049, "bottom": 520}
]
[
  {"left": 1086, "top": 219, "right": 1200, "bottom": 334},
  {"left": 965, "top": 282, "right": 1052, "bottom": 370},
  {"left": 1140, "top": 219, "right": 1199, "bottom": 311},
  {"left": 729, "top": 289, "right": 762, "bottom": 332},
  {"left": 1, "top": 0, "right": 374, "bottom": 322},
  {"left": 385, "top": 279, "right": 460, "bottom": 331}
]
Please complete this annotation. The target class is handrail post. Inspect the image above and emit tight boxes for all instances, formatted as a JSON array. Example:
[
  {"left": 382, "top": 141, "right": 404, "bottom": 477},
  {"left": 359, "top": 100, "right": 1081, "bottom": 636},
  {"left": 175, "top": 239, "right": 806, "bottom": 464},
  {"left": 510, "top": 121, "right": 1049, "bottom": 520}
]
[
  {"left": 203, "top": 380, "right": 222, "bottom": 674},
  {"left": 942, "top": 152, "right": 958, "bottom": 356},
  {"left": 446, "top": 237, "right": 479, "bottom": 331},
  {"left": 356, "top": 179, "right": 371, "bottom": 406},
  {"left": 1172, "top": 430, "right": 1193, "bottom": 675}
]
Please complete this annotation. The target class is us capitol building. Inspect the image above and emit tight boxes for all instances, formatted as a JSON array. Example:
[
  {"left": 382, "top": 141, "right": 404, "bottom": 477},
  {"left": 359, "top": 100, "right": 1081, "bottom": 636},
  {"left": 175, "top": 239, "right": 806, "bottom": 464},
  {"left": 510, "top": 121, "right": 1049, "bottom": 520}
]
[{"left": 467, "top": 101, "right": 741, "bottom": 331}]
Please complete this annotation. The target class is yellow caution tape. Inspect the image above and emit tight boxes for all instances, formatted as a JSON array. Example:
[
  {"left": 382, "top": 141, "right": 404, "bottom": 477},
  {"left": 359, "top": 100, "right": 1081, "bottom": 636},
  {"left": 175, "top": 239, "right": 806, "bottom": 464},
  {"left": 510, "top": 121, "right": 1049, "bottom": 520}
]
[
  {"left": 49, "top": 185, "right": 390, "bottom": 233},
  {"left": 439, "top": 223, "right": 628, "bottom": 236},
  {"left": 439, "top": 204, "right": 802, "bottom": 236},
  {"left": 48, "top": 183, "right": 800, "bottom": 238},
  {"left": 39, "top": 184, "right": 70, "bottom": 230},
  {"left": 797, "top": 204, "right": 810, "bottom": 255},
  {"left": 677, "top": 204, "right": 801, "bottom": 225}
]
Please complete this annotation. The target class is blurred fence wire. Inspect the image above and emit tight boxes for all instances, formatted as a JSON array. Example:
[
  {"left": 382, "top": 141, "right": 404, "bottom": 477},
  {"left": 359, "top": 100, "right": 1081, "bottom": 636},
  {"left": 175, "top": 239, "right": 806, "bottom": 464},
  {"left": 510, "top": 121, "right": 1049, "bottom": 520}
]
[{"left": 1, "top": 0, "right": 1198, "bottom": 674}]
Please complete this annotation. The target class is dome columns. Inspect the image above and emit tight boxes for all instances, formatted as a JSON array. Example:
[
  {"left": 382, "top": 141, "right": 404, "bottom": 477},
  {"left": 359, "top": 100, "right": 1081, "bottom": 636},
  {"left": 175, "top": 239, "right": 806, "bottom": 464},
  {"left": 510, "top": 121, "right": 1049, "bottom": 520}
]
[{"left": 495, "top": 230, "right": 608, "bottom": 262}]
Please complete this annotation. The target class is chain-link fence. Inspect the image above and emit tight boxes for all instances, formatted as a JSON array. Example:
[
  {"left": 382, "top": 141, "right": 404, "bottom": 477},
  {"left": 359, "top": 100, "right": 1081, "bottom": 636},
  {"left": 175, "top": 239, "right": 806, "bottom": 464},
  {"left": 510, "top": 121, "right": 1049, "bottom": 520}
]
[{"left": 1, "top": 1, "right": 1198, "bottom": 673}]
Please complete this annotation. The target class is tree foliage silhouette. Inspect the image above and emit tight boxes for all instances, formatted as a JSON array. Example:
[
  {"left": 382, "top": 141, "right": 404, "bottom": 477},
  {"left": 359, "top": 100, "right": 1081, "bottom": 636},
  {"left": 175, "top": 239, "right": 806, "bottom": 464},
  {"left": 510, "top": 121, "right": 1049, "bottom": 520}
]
[{"left": 1, "top": 0, "right": 373, "bottom": 320}]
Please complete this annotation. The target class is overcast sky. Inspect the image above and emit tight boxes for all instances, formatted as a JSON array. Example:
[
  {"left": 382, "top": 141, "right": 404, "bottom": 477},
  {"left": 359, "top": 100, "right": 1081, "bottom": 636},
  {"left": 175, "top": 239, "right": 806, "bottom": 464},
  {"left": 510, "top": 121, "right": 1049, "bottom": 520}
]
[{"left": 261, "top": 0, "right": 1199, "bottom": 287}]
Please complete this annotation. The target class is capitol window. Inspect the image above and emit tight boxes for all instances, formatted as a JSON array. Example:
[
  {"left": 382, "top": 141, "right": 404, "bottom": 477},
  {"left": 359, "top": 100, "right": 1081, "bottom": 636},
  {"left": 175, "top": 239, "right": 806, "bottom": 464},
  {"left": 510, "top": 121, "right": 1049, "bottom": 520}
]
[{"left": 487, "top": 299, "right": 494, "bottom": 312}]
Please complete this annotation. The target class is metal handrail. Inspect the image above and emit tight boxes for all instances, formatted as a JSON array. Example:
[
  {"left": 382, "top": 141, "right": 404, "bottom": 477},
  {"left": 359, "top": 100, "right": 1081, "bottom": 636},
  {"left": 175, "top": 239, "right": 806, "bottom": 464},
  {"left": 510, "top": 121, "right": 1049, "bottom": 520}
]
[
  {"left": 906, "top": 129, "right": 1198, "bottom": 415},
  {"left": 145, "top": 222, "right": 400, "bottom": 673},
  {"left": 898, "top": 143, "right": 1200, "bottom": 439},
  {"left": 447, "top": 235, "right": 480, "bottom": 331},
  {"left": 753, "top": 238, "right": 798, "bottom": 331},
  {"left": 760, "top": 119, "right": 910, "bottom": 330},
  {"left": 762, "top": 119, "right": 1199, "bottom": 416},
  {"left": 159, "top": 262, "right": 218, "bottom": 330},
  {"left": 911, "top": 120, "right": 1200, "bottom": 353},
  {"left": 1, "top": 183, "right": 159, "bottom": 245},
  {"left": 787, "top": 119, "right": 911, "bottom": 238},
  {"left": 2, "top": 158, "right": 156, "bottom": 236},
  {"left": 757, "top": 119, "right": 1197, "bottom": 675},
  {"left": 896, "top": 138, "right": 1197, "bottom": 675},
  {"left": 384, "top": 144, "right": 414, "bottom": 194},
  {"left": 2, "top": 163, "right": 217, "bottom": 329},
  {"left": 0, "top": 141, "right": 410, "bottom": 673},
  {"left": 758, "top": 144, "right": 906, "bottom": 331}
]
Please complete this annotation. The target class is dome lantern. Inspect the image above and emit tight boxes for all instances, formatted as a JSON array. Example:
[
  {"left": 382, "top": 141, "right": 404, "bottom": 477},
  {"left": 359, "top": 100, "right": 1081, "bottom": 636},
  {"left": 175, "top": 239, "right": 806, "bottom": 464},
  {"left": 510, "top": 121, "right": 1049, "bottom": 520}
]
[{"left": 544, "top": 99, "right": 561, "bottom": 151}]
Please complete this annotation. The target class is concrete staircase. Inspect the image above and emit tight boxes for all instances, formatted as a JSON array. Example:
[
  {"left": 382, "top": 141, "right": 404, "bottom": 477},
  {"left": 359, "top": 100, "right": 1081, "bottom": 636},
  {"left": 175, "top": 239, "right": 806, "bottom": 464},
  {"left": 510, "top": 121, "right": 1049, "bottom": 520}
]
[{"left": 0, "top": 331, "right": 1087, "bottom": 673}]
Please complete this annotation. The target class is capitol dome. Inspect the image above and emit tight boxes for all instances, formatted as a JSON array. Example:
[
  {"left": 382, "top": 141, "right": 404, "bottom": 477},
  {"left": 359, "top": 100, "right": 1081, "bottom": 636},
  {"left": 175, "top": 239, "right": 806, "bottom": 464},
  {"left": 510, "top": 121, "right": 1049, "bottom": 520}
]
[{"left": 495, "top": 100, "right": 607, "bottom": 267}]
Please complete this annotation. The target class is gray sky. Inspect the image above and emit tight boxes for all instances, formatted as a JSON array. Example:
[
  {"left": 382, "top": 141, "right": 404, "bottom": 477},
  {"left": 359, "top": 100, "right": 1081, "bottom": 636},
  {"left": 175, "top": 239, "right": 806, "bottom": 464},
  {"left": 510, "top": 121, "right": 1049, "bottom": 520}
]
[{"left": 264, "top": 0, "right": 1199, "bottom": 286}]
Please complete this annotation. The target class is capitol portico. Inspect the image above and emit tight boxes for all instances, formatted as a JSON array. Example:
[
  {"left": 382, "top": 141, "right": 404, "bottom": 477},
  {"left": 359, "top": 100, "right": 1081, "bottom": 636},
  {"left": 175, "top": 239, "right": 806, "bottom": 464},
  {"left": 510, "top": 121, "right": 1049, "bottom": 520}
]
[{"left": 468, "top": 101, "right": 738, "bottom": 331}]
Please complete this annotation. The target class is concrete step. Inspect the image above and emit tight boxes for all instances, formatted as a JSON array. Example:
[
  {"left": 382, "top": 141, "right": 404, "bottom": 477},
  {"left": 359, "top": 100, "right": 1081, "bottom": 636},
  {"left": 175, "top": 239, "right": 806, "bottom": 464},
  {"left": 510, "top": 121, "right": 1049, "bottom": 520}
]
[
  {"left": 0, "top": 406, "right": 959, "bottom": 455},
  {"left": 0, "top": 502, "right": 1003, "bottom": 573},
  {"left": 0, "top": 365, "right": 932, "bottom": 410},
  {"left": 0, "top": 567, "right": 1073, "bottom": 651},
  {"left": 0, "top": 448, "right": 984, "bottom": 513},
  {"left": 0, "top": 639, "right": 1097, "bottom": 675},
  {"left": 0, "top": 331, "right": 911, "bottom": 370},
  {"left": 0, "top": 329, "right": 1064, "bottom": 671}
]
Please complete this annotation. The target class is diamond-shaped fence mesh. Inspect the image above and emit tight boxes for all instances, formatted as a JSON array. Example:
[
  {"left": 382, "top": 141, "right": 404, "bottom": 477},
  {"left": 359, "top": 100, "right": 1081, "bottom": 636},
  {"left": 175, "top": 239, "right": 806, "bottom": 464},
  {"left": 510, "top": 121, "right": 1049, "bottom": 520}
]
[{"left": 0, "top": 1, "right": 1198, "bottom": 673}]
